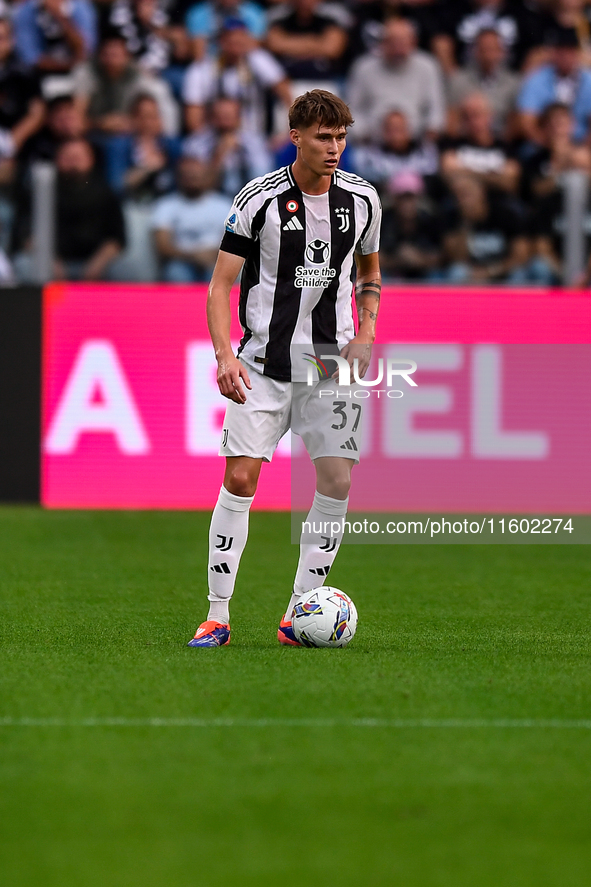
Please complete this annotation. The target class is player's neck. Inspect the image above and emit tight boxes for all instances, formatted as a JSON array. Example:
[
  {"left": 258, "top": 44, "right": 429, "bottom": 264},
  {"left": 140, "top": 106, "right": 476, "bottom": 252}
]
[{"left": 291, "top": 158, "right": 333, "bottom": 195}]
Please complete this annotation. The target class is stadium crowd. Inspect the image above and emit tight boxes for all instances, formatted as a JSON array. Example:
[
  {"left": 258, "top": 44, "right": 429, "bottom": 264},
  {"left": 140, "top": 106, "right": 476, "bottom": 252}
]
[{"left": 1, "top": 0, "right": 591, "bottom": 284}]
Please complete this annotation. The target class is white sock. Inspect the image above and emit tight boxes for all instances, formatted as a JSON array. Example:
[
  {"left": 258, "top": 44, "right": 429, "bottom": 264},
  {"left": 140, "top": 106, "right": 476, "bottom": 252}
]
[
  {"left": 207, "top": 485, "right": 254, "bottom": 624},
  {"left": 287, "top": 491, "right": 348, "bottom": 616}
]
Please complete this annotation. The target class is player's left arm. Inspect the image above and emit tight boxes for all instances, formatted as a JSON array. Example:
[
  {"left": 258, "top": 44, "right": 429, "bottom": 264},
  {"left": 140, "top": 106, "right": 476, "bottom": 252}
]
[{"left": 339, "top": 250, "right": 381, "bottom": 378}]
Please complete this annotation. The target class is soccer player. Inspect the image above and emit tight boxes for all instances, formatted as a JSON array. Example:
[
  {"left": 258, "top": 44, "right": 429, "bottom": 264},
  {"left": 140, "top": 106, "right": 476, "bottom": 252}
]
[{"left": 188, "top": 89, "right": 382, "bottom": 647}]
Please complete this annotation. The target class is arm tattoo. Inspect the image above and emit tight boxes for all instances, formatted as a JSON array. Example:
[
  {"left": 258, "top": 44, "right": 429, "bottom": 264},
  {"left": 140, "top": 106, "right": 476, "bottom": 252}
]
[
  {"left": 355, "top": 279, "right": 381, "bottom": 324},
  {"left": 355, "top": 280, "right": 381, "bottom": 301},
  {"left": 359, "top": 307, "right": 378, "bottom": 321}
]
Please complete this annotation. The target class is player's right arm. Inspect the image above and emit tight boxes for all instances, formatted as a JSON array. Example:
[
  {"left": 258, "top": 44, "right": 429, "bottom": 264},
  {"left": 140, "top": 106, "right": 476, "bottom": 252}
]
[
  {"left": 209, "top": 183, "right": 262, "bottom": 401},
  {"left": 207, "top": 250, "right": 252, "bottom": 404}
]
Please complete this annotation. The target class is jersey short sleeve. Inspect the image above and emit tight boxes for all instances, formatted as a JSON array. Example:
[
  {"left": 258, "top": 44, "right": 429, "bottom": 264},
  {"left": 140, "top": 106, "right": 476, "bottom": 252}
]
[
  {"left": 219, "top": 190, "right": 257, "bottom": 258},
  {"left": 358, "top": 188, "right": 382, "bottom": 255}
]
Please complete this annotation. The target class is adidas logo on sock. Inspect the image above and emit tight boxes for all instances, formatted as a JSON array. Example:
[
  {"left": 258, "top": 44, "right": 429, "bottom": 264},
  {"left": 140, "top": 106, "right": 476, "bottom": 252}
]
[
  {"left": 340, "top": 436, "right": 358, "bottom": 451},
  {"left": 283, "top": 216, "right": 303, "bottom": 231},
  {"left": 309, "top": 566, "right": 331, "bottom": 576},
  {"left": 210, "top": 563, "right": 231, "bottom": 574}
]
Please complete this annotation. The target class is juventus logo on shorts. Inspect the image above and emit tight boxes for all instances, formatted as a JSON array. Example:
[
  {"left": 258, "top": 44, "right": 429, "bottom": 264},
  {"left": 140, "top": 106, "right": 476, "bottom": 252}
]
[
  {"left": 335, "top": 207, "right": 350, "bottom": 232},
  {"left": 221, "top": 428, "right": 228, "bottom": 447}
]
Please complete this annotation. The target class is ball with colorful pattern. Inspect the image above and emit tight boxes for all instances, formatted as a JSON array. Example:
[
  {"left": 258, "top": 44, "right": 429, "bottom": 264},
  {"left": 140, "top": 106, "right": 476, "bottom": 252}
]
[{"left": 291, "top": 587, "right": 358, "bottom": 648}]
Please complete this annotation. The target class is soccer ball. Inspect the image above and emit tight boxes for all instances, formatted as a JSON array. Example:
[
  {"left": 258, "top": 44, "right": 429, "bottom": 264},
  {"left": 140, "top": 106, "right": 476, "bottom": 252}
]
[{"left": 291, "top": 587, "right": 358, "bottom": 648}]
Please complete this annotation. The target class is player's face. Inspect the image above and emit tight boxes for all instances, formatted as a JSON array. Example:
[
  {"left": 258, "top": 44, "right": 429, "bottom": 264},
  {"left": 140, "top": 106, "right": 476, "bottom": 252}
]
[{"left": 291, "top": 124, "right": 347, "bottom": 177}]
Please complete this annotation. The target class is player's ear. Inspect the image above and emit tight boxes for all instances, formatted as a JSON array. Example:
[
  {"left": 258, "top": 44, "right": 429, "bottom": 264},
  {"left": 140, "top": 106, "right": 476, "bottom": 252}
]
[{"left": 289, "top": 128, "right": 300, "bottom": 148}]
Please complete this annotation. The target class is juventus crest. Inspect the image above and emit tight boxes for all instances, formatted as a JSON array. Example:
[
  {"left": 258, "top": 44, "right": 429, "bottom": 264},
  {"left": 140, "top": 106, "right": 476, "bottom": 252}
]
[{"left": 335, "top": 207, "right": 350, "bottom": 232}]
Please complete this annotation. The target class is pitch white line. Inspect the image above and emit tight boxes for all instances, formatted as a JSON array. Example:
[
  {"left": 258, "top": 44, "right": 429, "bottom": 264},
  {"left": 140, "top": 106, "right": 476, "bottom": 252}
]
[{"left": 1, "top": 717, "right": 591, "bottom": 729}]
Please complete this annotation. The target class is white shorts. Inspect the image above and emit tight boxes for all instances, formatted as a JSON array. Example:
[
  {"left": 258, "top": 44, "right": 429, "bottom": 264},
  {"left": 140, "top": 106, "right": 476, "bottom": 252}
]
[{"left": 219, "top": 364, "right": 364, "bottom": 463}]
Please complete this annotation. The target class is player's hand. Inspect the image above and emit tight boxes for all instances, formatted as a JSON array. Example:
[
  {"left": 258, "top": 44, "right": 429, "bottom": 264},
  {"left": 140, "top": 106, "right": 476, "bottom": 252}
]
[
  {"left": 217, "top": 354, "right": 252, "bottom": 403},
  {"left": 337, "top": 339, "right": 373, "bottom": 381}
]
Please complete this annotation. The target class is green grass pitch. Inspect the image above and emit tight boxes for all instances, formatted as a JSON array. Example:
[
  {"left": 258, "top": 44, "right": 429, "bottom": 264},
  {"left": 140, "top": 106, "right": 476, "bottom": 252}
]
[{"left": 1, "top": 507, "right": 591, "bottom": 886}]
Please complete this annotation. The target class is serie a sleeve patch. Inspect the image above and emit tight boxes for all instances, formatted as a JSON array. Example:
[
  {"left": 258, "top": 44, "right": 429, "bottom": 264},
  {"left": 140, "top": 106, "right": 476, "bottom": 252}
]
[{"left": 220, "top": 231, "right": 253, "bottom": 258}]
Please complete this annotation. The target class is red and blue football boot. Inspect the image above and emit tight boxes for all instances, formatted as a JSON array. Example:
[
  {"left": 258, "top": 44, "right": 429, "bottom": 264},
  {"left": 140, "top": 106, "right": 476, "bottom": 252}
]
[
  {"left": 187, "top": 620, "right": 230, "bottom": 647},
  {"left": 277, "top": 614, "right": 301, "bottom": 646}
]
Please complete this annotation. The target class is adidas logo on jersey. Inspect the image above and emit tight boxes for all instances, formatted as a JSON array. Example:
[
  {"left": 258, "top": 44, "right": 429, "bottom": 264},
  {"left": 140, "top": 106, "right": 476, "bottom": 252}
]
[{"left": 283, "top": 216, "right": 303, "bottom": 231}]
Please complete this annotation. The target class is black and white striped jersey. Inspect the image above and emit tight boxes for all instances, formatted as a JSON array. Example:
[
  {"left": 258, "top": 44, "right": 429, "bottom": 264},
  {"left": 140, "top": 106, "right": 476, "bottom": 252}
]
[{"left": 219, "top": 163, "right": 381, "bottom": 381}]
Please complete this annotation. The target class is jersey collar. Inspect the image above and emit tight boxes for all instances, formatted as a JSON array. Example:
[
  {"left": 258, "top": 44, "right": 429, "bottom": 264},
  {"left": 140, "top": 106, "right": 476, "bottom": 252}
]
[{"left": 287, "top": 163, "right": 337, "bottom": 196}]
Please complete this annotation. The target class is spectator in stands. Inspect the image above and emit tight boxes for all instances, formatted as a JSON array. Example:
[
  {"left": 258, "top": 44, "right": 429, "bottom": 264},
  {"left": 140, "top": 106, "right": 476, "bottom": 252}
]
[
  {"left": 439, "top": 173, "right": 531, "bottom": 282},
  {"left": 348, "top": 18, "right": 446, "bottom": 142},
  {"left": 576, "top": 256, "right": 591, "bottom": 287},
  {"left": 440, "top": 92, "right": 521, "bottom": 194},
  {"left": 21, "top": 94, "right": 87, "bottom": 164},
  {"left": 186, "top": 0, "right": 267, "bottom": 60},
  {"left": 103, "top": 0, "right": 172, "bottom": 73},
  {"left": 518, "top": 28, "right": 591, "bottom": 144},
  {"left": 348, "top": 0, "right": 440, "bottom": 62},
  {"left": 266, "top": 0, "right": 350, "bottom": 88},
  {"left": 528, "top": 178, "right": 591, "bottom": 284},
  {"left": 546, "top": 0, "right": 591, "bottom": 57},
  {"left": 13, "top": 0, "right": 97, "bottom": 73},
  {"left": 522, "top": 102, "right": 591, "bottom": 201},
  {"left": 182, "top": 96, "right": 271, "bottom": 196},
  {"left": 352, "top": 109, "right": 439, "bottom": 194},
  {"left": 55, "top": 138, "right": 125, "bottom": 278},
  {"left": 524, "top": 100, "right": 591, "bottom": 284},
  {"left": 0, "top": 18, "right": 45, "bottom": 184},
  {"left": 182, "top": 18, "right": 291, "bottom": 135},
  {"left": 73, "top": 31, "right": 179, "bottom": 137},
  {"left": 102, "top": 0, "right": 192, "bottom": 97},
  {"left": 432, "top": 0, "right": 550, "bottom": 75},
  {"left": 447, "top": 28, "right": 520, "bottom": 138},
  {"left": 574, "top": 240, "right": 591, "bottom": 286},
  {"left": 104, "top": 93, "right": 180, "bottom": 197},
  {"left": 15, "top": 138, "right": 125, "bottom": 280},
  {"left": 0, "top": 236, "right": 14, "bottom": 283},
  {"left": 380, "top": 170, "right": 443, "bottom": 281},
  {"left": 151, "top": 156, "right": 231, "bottom": 281}
]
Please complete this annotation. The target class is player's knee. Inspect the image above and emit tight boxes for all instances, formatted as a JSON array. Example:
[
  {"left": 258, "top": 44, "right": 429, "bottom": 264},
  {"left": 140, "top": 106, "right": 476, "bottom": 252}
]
[
  {"left": 322, "top": 474, "right": 351, "bottom": 501},
  {"left": 225, "top": 466, "right": 258, "bottom": 498}
]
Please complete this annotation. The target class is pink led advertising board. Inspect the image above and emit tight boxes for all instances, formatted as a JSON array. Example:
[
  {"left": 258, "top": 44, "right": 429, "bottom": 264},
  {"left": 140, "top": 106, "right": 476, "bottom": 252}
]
[{"left": 41, "top": 283, "right": 591, "bottom": 511}]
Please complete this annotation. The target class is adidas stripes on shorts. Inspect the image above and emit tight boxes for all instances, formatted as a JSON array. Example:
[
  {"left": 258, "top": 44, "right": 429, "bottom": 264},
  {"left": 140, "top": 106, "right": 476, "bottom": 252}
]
[{"left": 219, "top": 362, "right": 363, "bottom": 463}]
